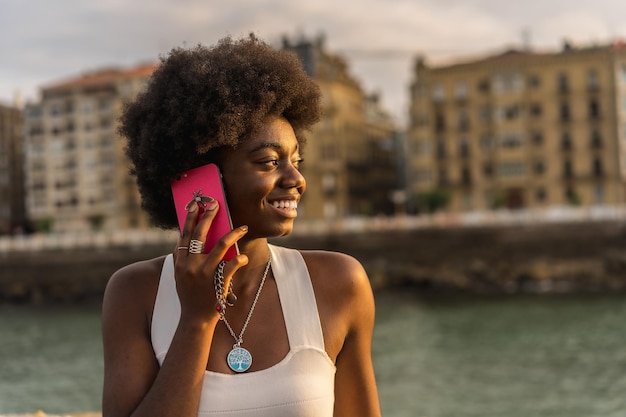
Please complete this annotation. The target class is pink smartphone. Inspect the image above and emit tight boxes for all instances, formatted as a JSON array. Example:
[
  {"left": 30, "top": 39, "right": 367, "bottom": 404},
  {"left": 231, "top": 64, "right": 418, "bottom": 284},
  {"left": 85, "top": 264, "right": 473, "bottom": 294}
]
[{"left": 171, "top": 163, "right": 239, "bottom": 261}]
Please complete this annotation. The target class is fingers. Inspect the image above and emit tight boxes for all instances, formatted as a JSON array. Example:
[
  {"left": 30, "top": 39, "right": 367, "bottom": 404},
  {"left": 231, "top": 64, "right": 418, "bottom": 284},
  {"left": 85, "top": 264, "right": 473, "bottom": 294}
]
[
  {"left": 189, "top": 198, "right": 219, "bottom": 243},
  {"left": 175, "top": 198, "right": 217, "bottom": 259},
  {"left": 175, "top": 196, "right": 249, "bottom": 264}
]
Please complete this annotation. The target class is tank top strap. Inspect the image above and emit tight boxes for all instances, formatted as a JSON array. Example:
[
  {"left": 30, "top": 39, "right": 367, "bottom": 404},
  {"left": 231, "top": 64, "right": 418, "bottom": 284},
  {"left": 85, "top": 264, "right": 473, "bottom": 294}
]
[
  {"left": 151, "top": 254, "right": 180, "bottom": 364},
  {"left": 269, "top": 244, "right": 325, "bottom": 351}
]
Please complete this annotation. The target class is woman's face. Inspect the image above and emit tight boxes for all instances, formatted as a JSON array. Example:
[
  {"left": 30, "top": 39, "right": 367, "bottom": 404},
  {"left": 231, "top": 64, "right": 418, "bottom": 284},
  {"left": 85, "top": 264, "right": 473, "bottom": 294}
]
[{"left": 219, "top": 116, "right": 306, "bottom": 239}]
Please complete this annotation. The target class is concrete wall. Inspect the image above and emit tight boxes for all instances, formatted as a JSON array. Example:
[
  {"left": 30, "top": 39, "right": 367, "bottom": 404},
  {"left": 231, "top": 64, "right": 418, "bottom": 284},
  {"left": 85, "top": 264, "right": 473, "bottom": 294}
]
[{"left": 1, "top": 221, "right": 625, "bottom": 303}]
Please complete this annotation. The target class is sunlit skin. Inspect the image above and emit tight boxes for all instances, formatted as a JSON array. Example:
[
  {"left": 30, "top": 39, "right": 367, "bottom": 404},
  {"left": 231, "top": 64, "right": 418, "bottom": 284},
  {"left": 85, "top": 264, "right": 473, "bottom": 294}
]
[{"left": 101, "top": 116, "right": 381, "bottom": 417}]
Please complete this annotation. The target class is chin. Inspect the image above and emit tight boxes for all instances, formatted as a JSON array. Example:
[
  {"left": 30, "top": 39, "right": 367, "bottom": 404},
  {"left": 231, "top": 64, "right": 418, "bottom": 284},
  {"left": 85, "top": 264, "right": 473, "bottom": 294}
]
[{"left": 270, "top": 222, "right": 295, "bottom": 238}]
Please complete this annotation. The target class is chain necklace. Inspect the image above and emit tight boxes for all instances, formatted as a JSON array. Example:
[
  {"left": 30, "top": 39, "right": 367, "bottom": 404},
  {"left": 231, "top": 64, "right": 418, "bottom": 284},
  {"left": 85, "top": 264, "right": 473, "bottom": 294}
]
[{"left": 214, "top": 258, "right": 271, "bottom": 373}]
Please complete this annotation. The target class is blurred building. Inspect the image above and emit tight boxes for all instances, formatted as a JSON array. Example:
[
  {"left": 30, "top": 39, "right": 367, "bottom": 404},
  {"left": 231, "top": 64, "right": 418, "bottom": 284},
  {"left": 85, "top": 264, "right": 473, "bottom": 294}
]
[
  {"left": 0, "top": 101, "right": 26, "bottom": 234},
  {"left": 282, "top": 35, "right": 401, "bottom": 219},
  {"left": 407, "top": 40, "right": 626, "bottom": 212},
  {"left": 23, "top": 64, "right": 155, "bottom": 233},
  {"left": 21, "top": 37, "right": 401, "bottom": 234}
]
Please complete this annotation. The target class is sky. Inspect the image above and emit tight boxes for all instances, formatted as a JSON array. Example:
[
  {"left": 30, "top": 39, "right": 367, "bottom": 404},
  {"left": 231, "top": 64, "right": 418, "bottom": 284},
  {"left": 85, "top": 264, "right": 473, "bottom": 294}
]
[{"left": 2, "top": 0, "right": 626, "bottom": 126}]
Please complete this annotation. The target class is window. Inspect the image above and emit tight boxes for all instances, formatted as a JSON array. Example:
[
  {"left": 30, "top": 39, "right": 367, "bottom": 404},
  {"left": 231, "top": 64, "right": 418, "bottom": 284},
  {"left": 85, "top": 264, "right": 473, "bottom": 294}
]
[
  {"left": 82, "top": 100, "right": 94, "bottom": 114},
  {"left": 459, "top": 138, "right": 470, "bottom": 158},
  {"left": 529, "top": 103, "right": 542, "bottom": 117},
  {"left": 323, "top": 201, "right": 337, "bottom": 219},
  {"left": 593, "top": 184, "right": 604, "bottom": 203},
  {"left": 589, "top": 99, "right": 600, "bottom": 119},
  {"left": 49, "top": 103, "right": 61, "bottom": 117},
  {"left": 563, "top": 160, "right": 573, "bottom": 178},
  {"left": 498, "top": 161, "right": 527, "bottom": 177},
  {"left": 499, "top": 132, "right": 524, "bottom": 149},
  {"left": 593, "top": 158, "right": 604, "bottom": 177},
  {"left": 565, "top": 188, "right": 579, "bottom": 204},
  {"left": 432, "top": 85, "right": 445, "bottom": 102},
  {"left": 477, "top": 79, "right": 490, "bottom": 94},
  {"left": 461, "top": 166, "right": 472, "bottom": 185},
  {"left": 322, "top": 174, "right": 336, "bottom": 194},
  {"left": 438, "top": 168, "right": 448, "bottom": 186},
  {"left": 535, "top": 188, "right": 546, "bottom": 202},
  {"left": 462, "top": 193, "right": 473, "bottom": 210},
  {"left": 532, "top": 131, "right": 544, "bottom": 146},
  {"left": 457, "top": 110, "right": 469, "bottom": 131},
  {"left": 587, "top": 70, "right": 599, "bottom": 91},
  {"left": 480, "top": 134, "right": 495, "bottom": 151},
  {"left": 436, "top": 140, "right": 446, "bottom": 159},
  {"left": 479, "top": 106, "right": 492, "bottom": 122},
  {"left": 528, "top": 75, "right": 541, "bottom": 89},
  {"left": 497, "top": 104, "right": 521, "bottom": 121},
  {"left": 455, "top": 82, "right": 468, "bottom": 100},
  {"left": 534, "top": 160, "right": 545, "bottom": 175},
  {"left": 591, "top": 129, "right": 602, "bottom": 149},
  {"left": 493, "top": 72, "right": 523, "bottom": 93},
  {"left": 560, "top": 103, "right": 571, "bottom": 122},
  {"left": 435, "top": 113, "right": 446, "bottom": 132},
  {"left": 561, "top": 132, "right": 573, "bottom": 151},
  {"left": 558, "top": 73, "right": 569, "bottom": 93},
  {"left": 483, "top": 162, "right": 494, "bottom": 177}
]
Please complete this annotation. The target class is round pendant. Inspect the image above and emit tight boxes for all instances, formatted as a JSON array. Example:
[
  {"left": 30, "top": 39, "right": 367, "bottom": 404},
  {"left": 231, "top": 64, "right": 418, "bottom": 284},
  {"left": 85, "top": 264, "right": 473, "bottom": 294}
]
[{"left": 227, "top": 346, "right": 252, "bottom": 373}]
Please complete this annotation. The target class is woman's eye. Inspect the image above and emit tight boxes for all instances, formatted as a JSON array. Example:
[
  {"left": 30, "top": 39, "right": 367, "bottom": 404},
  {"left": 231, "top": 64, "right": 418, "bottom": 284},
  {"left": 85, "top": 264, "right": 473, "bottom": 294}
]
[
  {"left": 293, "top": 158, "right": 304, "bottom": 169},
  {"left": 262, "top": 159, "right": 279, "bottom": 167}
]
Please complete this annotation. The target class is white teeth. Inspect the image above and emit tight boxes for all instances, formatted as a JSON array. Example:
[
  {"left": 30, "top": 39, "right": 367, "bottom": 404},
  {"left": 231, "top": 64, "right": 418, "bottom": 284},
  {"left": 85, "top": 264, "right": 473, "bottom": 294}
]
[{"left": 272, "top": 200, "right": 297, "bottom": 209}]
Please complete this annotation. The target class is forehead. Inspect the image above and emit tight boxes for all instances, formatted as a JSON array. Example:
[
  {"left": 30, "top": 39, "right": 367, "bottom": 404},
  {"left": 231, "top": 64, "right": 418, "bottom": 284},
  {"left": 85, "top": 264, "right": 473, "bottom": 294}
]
[{"left": 240, "top": 116, "right": 299, "bottom": 154}]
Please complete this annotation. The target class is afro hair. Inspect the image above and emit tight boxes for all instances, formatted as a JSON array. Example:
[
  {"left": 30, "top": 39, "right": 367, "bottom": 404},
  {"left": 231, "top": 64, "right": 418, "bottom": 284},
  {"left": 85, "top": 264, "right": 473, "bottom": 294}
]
[{"left": 119, "top": 34, "right": 322, "bottom": 229}]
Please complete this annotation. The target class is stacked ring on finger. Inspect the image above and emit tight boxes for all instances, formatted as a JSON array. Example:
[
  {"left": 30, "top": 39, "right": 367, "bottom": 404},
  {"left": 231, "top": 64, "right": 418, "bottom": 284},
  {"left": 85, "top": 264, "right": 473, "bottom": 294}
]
[{"left": 189, "top": 239, "right": 205, "bottom": 254}]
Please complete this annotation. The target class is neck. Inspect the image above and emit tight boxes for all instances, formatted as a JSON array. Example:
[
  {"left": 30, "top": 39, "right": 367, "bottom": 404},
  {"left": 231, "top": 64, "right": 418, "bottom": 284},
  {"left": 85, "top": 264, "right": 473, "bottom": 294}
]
[{"left": 231, "top": 238, "right": 271, "bottom": 296}]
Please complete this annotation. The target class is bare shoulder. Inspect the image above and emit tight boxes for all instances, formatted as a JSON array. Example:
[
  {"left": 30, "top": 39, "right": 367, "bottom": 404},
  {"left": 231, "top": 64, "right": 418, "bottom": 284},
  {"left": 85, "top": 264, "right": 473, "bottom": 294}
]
[
  {"left": 300, "top": 250, "right": 367, "bottom": 279},
  {"left": 299, "top": 249, "right": 373, "bottom": 316},
  {"left": 103, "top": 256, "right": 167, "bottom": 318}
]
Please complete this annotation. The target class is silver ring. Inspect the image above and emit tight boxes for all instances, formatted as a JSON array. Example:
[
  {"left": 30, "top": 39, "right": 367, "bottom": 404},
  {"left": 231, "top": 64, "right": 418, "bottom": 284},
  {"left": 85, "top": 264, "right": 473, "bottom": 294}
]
[
  {"left": 189, "top": 239, "right": 205, "bottom": 254},
  {"left": 177, "top": 246, "right": 189, "bottom": 251}
]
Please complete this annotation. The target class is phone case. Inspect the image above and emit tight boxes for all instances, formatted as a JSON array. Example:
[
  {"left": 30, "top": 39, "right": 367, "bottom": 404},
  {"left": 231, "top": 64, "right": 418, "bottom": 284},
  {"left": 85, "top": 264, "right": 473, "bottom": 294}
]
[{"left": 171, "top": 163, "right": 239, "bottom": 261}]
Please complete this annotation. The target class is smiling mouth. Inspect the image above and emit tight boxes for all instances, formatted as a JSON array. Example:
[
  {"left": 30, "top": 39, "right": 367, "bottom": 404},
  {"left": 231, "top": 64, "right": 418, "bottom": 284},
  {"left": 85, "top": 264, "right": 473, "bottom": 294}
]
[{"left": 271, "top": 200, "right": 298, "bottom": 210}]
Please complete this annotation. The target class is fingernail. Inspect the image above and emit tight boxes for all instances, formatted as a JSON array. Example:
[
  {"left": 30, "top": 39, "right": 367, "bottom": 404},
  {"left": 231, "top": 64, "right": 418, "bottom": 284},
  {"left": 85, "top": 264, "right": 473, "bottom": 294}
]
[
  {"left": 188, "top": 202, "right": 198, "bottom": 212},
  {"left": 206, "top": 200, "right": 218, "bottom": 211},
  {"left": 240, "top": 225, "right": 248, "bottom": 233}
]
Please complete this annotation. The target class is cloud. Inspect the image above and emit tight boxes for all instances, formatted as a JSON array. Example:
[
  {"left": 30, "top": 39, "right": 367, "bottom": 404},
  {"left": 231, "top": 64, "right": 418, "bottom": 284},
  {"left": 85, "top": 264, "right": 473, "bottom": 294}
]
[{"left": 3, "top": 0, "right": 626, "bottom": 124}]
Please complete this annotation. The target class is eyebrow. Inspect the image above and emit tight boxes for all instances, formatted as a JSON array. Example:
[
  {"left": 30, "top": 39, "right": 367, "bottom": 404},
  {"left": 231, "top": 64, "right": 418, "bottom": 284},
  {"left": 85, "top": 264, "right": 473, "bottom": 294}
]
[{"left": 248, "top": 142, "right": 300, "bottom": 154}]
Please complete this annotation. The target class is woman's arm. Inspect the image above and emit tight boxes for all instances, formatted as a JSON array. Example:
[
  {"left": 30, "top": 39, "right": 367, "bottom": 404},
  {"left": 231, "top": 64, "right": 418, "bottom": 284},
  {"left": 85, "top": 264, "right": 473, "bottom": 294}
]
[
  {"left": 332, "top": 257, "right": 382, "bottom": 417},
  {"left": 101, "top": 259, "right": 215, "bottom": 417},
  {"left": 102, "top": 201, "right": 249, "bottom": 417}
]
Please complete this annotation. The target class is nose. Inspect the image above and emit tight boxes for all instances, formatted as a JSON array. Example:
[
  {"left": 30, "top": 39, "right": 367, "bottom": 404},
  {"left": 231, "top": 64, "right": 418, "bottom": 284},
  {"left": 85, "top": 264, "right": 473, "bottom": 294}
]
[{"left": 280, "top": 162, "right": 306, "bottom": 192}]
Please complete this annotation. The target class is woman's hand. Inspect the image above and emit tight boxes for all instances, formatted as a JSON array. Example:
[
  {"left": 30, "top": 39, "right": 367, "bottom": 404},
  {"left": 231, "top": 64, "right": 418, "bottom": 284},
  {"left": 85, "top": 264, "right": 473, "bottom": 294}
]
[{"left": 172, "top": 199, "right": 249, "bottom": 324}]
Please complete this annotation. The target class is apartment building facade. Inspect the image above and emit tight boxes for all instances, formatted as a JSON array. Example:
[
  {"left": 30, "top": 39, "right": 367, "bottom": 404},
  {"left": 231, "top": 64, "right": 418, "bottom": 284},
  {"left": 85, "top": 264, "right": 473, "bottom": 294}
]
[
  {"left": 0, "top": 102, "right": 26, "bottom": 234},
  {"left": 23, "top": 64, "right": 155, "bottom": 233},
  {"left": 407, "top": 41, "right": 626, "bottom": 213},
  {"left": 282, "top": 35, "right": 400, "bottom": 219},
  {"left": 21, "top": 37, "right": 399, "bottom": 233}
]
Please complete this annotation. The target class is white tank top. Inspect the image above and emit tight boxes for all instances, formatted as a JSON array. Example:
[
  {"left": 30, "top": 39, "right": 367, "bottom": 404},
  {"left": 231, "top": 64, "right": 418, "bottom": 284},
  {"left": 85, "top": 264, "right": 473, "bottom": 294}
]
[{"left": 151, "top": 244, "right": 336, "bottom": 416}]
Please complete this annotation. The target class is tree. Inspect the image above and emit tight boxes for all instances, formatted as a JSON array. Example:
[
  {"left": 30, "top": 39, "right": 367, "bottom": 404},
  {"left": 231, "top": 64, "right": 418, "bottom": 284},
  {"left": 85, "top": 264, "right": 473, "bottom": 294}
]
[{"left": 417, "top": 189, "right": 451, "bottom": 213}]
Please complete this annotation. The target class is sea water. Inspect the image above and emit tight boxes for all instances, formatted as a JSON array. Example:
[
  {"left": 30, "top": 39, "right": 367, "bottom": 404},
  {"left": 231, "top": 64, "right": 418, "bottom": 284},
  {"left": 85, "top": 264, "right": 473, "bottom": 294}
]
[{"left": 2, "top": 291, "right": 626, "bottom": 416}]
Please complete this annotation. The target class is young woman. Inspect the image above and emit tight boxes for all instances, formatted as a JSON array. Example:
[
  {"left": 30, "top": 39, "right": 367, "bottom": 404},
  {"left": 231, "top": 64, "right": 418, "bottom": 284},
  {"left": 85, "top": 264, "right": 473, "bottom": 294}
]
[{"left": 101, "top": 34, "right": 381, "bottom": 417}]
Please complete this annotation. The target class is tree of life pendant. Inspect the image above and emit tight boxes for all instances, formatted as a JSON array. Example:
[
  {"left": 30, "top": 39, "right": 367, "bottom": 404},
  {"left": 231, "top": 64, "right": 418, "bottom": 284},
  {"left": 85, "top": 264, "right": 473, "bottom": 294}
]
[{"left": 227, "top": 346, "right": 252, "bottom": 373}]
